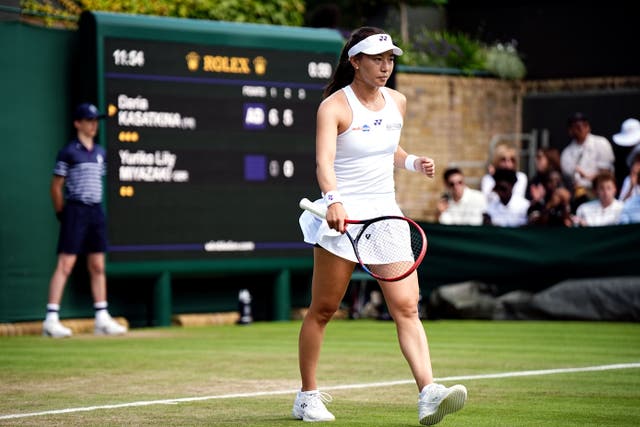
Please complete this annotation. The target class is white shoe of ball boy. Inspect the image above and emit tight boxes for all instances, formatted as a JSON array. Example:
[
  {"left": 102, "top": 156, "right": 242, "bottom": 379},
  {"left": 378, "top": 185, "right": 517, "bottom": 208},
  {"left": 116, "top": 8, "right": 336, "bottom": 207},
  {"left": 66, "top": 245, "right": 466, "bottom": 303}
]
[
  {"left": 42, "top": 319, "right": 72, "bottom": 338},
  {"left": 94, "top": 315, "right": 127, "bottom": 336}
]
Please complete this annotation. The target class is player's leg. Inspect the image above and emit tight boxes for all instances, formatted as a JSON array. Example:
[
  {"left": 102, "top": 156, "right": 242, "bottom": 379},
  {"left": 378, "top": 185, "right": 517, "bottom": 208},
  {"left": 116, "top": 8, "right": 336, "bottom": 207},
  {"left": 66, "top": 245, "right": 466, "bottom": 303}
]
[
  {"left": 380, "top": 272, "right": 467, "bottom": 425},
  {"left": 378, "top": 271, "right": 432, "bottom": 389},
  {"left": 299, "top": 246, "right": 355, "bottom": 390},
  {"left": 294, "top": 246, "right": 354, "bottom": 422}
]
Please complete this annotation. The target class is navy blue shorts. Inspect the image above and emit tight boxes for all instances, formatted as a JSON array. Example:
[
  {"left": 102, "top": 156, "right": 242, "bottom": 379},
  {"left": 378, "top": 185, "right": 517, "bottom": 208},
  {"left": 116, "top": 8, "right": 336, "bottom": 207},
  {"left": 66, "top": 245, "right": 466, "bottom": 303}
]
[{"left": 57, "top": 201, "right": 107, "bottom": 254}]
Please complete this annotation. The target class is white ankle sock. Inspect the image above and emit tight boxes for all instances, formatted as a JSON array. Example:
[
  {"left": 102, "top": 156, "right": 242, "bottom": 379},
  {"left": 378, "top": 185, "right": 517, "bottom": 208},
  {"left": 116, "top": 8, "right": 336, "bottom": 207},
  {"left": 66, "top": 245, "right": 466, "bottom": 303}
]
[
  {"left": 94, "top": 301, "right": 110, "bottom": 321},
  {"left": 45, "top": 304, "right": 60, "bottom": 322}
]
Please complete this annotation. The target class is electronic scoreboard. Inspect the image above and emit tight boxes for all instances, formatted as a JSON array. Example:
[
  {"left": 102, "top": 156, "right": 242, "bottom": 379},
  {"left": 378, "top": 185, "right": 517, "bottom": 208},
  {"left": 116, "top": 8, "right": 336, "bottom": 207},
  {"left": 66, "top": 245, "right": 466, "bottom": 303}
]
[{"left": 81, "top": 12, "right": 343, "bottom": 263}]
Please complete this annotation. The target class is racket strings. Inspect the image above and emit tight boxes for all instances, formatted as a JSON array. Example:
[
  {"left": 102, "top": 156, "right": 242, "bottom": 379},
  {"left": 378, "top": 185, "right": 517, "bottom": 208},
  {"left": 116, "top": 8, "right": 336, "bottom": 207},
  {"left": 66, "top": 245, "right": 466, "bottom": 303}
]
[{"left": 355, "top": 218, "right": 424, "bottom": 280}]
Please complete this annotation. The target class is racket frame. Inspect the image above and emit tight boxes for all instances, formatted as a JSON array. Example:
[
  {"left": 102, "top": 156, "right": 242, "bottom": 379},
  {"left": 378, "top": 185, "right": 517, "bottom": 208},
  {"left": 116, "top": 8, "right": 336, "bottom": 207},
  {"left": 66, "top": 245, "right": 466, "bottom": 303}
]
[{"left": 299, "top": 198, "right": 427, "bottom": 282}]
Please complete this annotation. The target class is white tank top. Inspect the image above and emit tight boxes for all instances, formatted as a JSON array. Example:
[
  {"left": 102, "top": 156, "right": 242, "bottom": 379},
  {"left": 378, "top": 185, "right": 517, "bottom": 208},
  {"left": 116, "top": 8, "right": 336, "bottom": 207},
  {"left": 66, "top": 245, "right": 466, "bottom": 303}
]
[{"left": 334, "top": 85, "right": 403, "bottom": 197}]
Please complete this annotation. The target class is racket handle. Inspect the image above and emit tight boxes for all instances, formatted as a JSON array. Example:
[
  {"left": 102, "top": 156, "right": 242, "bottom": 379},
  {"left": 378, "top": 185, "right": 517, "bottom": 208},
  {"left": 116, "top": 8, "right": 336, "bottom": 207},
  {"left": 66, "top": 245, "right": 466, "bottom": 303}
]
[{"left": 299, "top": 197, "right": 327, "bottom": 219}]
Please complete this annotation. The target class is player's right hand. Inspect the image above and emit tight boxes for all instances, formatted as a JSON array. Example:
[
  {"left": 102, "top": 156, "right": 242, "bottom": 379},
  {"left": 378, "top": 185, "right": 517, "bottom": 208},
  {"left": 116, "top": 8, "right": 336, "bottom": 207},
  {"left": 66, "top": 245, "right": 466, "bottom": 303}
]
[{"left": 326, "top": 202, "right": 347, "bottom": 234}]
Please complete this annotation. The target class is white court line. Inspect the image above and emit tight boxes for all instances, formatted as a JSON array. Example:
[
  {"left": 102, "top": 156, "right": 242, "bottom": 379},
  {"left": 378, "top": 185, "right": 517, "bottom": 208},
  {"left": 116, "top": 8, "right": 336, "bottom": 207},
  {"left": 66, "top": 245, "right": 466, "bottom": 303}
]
[{"left": 1, "top": 362, "right": 639, "bottom": 420}]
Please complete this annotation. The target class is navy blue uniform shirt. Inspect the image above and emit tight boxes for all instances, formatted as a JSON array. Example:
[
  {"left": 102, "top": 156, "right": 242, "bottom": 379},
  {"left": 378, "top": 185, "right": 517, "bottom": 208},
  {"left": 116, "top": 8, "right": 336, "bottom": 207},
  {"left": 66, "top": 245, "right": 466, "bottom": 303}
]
[{"left": 53, "top": 139, "right": 106, "bottom": 204}]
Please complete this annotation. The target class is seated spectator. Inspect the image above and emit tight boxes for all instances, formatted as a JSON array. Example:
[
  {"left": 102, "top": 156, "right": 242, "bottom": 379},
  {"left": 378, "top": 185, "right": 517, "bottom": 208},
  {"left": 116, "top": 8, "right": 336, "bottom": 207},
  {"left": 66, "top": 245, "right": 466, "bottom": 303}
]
[
  {"left": 574, "top": 171, "right": 624, "bottom": 226},
  {"left": 612, "top": 118, "right": 640, "bottom": 148},
  {"left": 560, "top": 112, "right": 615, "bottom": 204},
  {"left": 481, "top": 141, "right": 528, "bottom": 201},
  {"left": 527, "top": 147, "right": 573, "bottom": 202},
  {"left": 483, "top": 168, "right": 530, "bottom": 227},
  {"left": 437, "top": 167, "right": 487, "bottom": 225},
  {"left": 528, "top": 187, "right": 573, "bottom": 227},
  {"left": 618, "top": 152, "right": 640, "bottom": 202},
  {"left": 612, "top": 118, "right": 640, "bottom": 202},
  {"left": 618, "top": 193, "right": 640, "bottom": 224}
]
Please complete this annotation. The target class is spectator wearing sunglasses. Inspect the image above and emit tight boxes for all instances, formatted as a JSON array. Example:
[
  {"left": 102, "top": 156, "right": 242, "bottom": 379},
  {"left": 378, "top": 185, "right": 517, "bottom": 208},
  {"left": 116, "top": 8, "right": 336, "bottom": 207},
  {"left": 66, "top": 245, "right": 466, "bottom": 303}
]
[
  {"left": 481, "top": 141, "right": 528, "bottom": 202},
  {"left": 437, "top": 167, "right": 486, "bottom": 225}
]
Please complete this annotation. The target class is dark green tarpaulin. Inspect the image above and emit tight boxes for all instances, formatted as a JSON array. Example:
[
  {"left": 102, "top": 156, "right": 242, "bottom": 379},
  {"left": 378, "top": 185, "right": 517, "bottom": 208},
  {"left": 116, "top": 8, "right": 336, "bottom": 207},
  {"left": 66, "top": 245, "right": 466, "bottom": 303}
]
[{"left": 417, "top": 223, "right": 640, "bottom": 292}]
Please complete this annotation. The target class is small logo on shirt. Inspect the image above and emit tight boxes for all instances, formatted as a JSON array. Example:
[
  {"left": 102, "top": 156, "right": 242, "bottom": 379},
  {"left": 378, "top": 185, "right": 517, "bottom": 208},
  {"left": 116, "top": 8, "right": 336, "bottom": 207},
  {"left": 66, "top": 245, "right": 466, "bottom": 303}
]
[
  {"left": 351, "top": 124, "right": 372, "bottom": 132},
  {"left": 373, "top": 119, "right": 382, "bottom": 126},
  {"left": 386, "top": 122, "right": 402, "bottom": 131},
  {"left": 97, "top": 154, "right": 104, "bottom": 164}
]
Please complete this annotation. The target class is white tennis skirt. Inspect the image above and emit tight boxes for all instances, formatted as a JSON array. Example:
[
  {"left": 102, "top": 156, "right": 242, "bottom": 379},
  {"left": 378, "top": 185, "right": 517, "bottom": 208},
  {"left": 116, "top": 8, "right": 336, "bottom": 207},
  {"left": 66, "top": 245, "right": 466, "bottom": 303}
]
[{"left": 299, "top": 193, "right": 405, "bottom": 263}]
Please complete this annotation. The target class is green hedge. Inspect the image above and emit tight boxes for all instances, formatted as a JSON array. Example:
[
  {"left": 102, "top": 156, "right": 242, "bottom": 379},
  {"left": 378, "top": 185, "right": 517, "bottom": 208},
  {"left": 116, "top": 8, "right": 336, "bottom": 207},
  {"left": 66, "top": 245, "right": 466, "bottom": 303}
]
[{"left": 20, "top": 0, "right": 305, "bottom": 27}]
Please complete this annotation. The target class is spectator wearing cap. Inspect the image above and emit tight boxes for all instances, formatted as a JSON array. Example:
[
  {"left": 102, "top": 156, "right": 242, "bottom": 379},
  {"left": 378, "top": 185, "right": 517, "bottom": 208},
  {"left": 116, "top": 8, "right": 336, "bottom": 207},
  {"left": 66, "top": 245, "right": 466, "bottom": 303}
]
[
  {"left": 612, "top": 118, "right": 640, "bottom": 201},
  {"left": 483, "top": 168, "right": 530, "bottom": 227},
  {"left": 74, "top": 102, "right": 106, "bottom": 121},
  {"left": 42, "top": 103, "right": 127, "bottom": 338},
  {"left": 437, "top": 167, "right": 487, "bottom": 225},
  {"left": 560, "top": 112, "right": 615, "bottom": 203},
  {"left": 574, "top": 171, "right": 624, "bottom": 227}
]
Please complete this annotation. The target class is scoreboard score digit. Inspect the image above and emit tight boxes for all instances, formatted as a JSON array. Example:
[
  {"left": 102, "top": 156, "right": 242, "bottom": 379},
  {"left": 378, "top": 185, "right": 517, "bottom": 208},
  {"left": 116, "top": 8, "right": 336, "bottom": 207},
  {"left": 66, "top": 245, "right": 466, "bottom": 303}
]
[{"left": 96, "top": 28, "right": 340, "bottom": 262}]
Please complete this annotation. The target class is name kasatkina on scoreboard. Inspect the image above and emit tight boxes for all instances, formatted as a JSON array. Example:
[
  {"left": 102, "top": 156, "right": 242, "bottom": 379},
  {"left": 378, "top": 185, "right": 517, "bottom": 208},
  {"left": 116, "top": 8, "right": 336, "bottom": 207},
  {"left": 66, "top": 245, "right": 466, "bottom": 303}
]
[
  {"left": 118, "top": 109, "right": 196, "bottom": 130},
  {"left": 117, "top": 94, "right": 197, "bottom": 130}
]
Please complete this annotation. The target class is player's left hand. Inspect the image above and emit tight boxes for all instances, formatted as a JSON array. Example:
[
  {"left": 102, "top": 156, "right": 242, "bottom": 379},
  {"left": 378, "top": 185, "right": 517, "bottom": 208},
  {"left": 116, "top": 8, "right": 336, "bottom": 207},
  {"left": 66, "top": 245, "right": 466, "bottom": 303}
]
[{"left": 416, "top": 156, "right": 435, "bottom": 178}]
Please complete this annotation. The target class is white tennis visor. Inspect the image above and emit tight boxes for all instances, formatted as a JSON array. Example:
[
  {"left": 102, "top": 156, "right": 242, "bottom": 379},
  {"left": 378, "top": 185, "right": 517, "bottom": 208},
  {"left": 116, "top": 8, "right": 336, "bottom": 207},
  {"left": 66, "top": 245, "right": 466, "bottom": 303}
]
[{"left": 347, "top": 34, "right": 403, "bottom": 58}]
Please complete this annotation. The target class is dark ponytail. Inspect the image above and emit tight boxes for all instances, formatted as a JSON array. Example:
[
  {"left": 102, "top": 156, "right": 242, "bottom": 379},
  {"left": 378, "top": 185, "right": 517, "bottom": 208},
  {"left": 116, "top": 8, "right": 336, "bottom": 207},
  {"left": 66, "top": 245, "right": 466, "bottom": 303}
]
[{"left": 323, "top": 26, "right": 386, "bottom": 98}]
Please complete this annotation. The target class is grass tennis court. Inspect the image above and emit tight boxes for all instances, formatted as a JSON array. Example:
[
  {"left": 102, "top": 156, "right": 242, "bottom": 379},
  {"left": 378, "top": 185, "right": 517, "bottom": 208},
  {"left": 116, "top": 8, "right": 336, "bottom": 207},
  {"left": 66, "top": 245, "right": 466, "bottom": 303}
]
[{"left": 1, "top": 320, "right": 639, "bottom": 426}]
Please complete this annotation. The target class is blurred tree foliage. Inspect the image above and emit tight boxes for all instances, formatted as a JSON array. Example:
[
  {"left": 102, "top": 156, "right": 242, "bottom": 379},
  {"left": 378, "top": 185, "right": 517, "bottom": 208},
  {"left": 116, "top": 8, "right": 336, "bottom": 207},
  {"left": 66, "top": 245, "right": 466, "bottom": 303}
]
[
  {"left": 20, "top": 0, "right": 524, "bottom": 79},
  {"left": 19, "top": 0, "right": 305, "bottom": 27},
  {"left": 393, "top": 27, "right": 526, "bottom": 80},
  {"left": 305, "top": 0, "right": 525, "bottom": 80}
]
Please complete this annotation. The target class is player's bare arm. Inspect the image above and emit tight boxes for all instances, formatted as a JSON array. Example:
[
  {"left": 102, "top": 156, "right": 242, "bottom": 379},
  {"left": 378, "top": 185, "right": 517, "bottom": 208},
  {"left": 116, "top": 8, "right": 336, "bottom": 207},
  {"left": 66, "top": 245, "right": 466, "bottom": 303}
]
[{"left": 315, "top": 93, "right": 350, "bottom": 232}]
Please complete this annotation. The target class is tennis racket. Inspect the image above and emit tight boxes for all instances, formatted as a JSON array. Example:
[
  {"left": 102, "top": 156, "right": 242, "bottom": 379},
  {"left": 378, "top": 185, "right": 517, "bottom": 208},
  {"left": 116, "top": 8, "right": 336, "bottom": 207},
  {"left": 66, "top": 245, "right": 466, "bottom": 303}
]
[{"left": 299, "top": 197, "right": 427, "bottom": 282}]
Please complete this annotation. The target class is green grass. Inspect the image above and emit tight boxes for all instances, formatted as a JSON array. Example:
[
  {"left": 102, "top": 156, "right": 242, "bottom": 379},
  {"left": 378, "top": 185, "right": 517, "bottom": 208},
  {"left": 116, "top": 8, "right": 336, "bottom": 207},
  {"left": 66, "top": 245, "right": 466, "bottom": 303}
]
[{"left": 1, "top": 320, "right": 639, "bottom": 426}]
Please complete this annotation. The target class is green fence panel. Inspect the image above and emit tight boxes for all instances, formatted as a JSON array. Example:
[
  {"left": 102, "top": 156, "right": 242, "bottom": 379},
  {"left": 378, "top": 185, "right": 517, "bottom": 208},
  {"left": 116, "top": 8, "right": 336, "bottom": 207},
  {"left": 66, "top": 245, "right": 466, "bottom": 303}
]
[{"left": 0, "top": 21, "right": 77, "bottom": 323}]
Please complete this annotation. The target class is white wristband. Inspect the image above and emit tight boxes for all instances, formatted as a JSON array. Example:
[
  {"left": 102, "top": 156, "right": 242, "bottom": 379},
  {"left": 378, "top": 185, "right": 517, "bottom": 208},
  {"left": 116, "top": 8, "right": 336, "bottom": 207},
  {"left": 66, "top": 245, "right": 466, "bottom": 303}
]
[
  {"left": 405, "top": 154, "right": 419, "bottom": 172},
  {"left": 323, "top": 190, "right": 342, "bottom": 207}
]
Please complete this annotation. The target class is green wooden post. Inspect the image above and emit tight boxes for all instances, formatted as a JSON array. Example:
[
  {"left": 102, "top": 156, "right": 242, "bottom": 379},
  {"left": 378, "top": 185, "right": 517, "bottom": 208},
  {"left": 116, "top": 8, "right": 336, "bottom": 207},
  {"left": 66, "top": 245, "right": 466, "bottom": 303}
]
[
  {"left": 153, "top": 271, "right": 172, "bottom": 326},
  {"left": 273, "top": 269, "right": 291, "bottom": 321}
]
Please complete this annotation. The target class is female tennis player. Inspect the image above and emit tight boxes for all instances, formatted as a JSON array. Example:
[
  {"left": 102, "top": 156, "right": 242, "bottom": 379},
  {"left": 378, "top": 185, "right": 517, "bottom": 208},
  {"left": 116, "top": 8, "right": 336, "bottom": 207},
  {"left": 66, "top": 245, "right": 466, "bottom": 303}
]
[{"left": 293, "top": 27, "right": 467, "bottom": 425}]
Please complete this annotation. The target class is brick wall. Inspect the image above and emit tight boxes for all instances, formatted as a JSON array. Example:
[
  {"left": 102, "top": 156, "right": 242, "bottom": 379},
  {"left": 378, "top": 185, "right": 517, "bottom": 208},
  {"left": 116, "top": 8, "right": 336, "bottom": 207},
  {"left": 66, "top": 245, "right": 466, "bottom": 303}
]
[{"left": 395, "top": 72, "right": 523, "bottom": 221}]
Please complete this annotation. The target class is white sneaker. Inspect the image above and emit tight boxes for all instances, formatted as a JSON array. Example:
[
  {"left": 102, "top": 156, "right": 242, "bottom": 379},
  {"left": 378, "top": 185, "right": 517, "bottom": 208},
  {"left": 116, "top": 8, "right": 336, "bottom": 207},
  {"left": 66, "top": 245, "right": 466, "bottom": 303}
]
[
  {"left": 94, "top": 316, "right": 127, "bottom": 336},
  {"left": 292, "top": 390, "right": 335, "bottom": 422},
  {"left": 418, "top": 383, "right": 467, "bottom": 425},
  {"left": 42, "top": 320, "right": 72, "bottom": 338}
]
